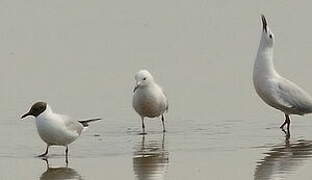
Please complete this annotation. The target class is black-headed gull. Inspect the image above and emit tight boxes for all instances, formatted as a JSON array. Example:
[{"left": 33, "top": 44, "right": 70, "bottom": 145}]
[{"left": 21, "top": 101, "right": 101, "bottom": 158}]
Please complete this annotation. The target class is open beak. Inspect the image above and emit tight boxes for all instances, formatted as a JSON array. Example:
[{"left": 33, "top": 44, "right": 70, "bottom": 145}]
[
  {"left": 261, "top": 14, "right": 267, "bottom": 33},
  {"left": 21, "top": 112, "right": 31, "bottom": 119}
]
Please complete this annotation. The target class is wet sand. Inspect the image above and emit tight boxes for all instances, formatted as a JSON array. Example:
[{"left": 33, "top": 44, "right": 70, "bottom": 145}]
[{"left": 2, "top": 118, "right": 312, "bottom": 179}]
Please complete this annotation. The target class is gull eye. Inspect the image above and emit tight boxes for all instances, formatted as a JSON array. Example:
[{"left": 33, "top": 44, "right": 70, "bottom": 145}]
[
  {"left": 143, "top": 77, "right": 146, "bottom": 80},
  {"left": 269, "top": 34, "right": 272, "bottom": 39}
]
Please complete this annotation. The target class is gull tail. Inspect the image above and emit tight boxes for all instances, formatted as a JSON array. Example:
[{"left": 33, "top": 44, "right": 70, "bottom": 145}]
[{"left": 79, "top": 118, "right": 101, "bottom": 127}]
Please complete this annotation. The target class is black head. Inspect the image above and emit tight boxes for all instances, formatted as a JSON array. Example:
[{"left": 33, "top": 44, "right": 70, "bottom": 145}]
[{"left": 21, "top": 102, "right": 47, "bottom": 119}]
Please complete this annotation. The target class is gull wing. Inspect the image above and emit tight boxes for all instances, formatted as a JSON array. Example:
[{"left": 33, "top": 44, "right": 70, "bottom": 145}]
[
  {"left": 272, "top": 78, "right": 312, "bottom": 114},
  {"left": 160, "top": 86, "right": 169, "bottom": 112},
  {"left": 60, "top": 114, "right": 84, "bottom": 135}
]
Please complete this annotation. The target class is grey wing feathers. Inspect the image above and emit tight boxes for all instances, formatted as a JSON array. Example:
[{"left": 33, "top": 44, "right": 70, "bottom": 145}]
[
  {"left": 78, "top": 118, "right": 101, "bottom": 127},
  {"left": 160, "top": 86, "right": 169, "bottom": 112},
  {"left": 165, "top": 97, "right": 169, "bottom": 112},
  {"left": 62, "top": 115, "right": 84, "bottom": 135},
  {"left": 274, "top": 78, "right": 312, "bottom": 114}
]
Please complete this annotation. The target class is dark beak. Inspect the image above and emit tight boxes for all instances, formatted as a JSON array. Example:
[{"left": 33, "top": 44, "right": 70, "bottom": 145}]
[
  {"left": 261, "top": 14, "right": 267, "bottom": 33},
  {"left": 133, "top": 85, "right": 139, "bottom": 93},
  {"left": 21, "top": 112, "right": 31, "bottom": 119}
]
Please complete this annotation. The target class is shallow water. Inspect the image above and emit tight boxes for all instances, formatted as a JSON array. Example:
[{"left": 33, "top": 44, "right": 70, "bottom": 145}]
[{"left": 2, "top": 0, "right": 312, "bottom": 179}]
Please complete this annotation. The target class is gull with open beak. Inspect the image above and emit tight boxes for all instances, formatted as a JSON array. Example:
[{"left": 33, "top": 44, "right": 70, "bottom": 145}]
[{"left": 253, "top": 15, "right": 312, "bottom": 136}]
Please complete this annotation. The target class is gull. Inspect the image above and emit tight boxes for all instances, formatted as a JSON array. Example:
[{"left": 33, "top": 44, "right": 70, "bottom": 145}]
[
  {"left": 132, "top": 70, "right": 168, "bottom": 134},
  {"left": 21, "top": 101, "right": 101, "bottom": 159},
  {"left": 253, "top": 15, "right": 312, "bottom": 136}
]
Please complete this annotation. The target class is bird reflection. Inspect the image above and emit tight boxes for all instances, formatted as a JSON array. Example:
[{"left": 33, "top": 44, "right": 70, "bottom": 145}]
[
  {"left": 40, "top": 158, "right": 83, "bottom": 180},
  {"left": 133, "top": 134, "right": 169, "bottom": 180},
  {"left": 254, "top": 138, "right": 312, "bottom": 180}
]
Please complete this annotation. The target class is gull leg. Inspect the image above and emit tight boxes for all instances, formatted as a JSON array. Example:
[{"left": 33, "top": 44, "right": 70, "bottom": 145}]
[
  {"left": 286, "top": 115, "right": 291, "bottom": 137},
  {"left": 161, "top": 115, "right": 166, "bottom": 132},
  {"left": 65, "top": 146, "right": 69, "bottom": 156},
  {"left": 280, "top": 114, "right": 291, "bottom": 137},
  {"left": 65, "top": 146, "right": 69, "bottom": 165},
  {"left": 140, "top": 117, "right": 146, "bottom": 135},
  {"left": 38, "top": 145, "right": 49, "bottom": 157},
  {"left": 280, "top": 114, "right": 288, "bottom": 130}
]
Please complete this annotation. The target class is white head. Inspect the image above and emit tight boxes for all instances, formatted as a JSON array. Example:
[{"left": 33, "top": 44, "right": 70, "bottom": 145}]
[
  {"left": 133, "top": 70, "right": 155, "bottom": 92},
  {"left": 261, "top": 15, "right": 275, "bottom": 48}
]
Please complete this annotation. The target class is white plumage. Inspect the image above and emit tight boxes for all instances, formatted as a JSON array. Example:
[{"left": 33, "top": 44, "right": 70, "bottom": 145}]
[
  {"left": 21, "top": 101, "right": 100, "bottom": 158},
  {"left": 132, "top": 70, "right": 168, "bottom": 134},
  {"left": 253, "top": 15, "right": 312, "bottom": 135},
  {"left": 36, "top": 105, "right": 83, "bottom": 146}
]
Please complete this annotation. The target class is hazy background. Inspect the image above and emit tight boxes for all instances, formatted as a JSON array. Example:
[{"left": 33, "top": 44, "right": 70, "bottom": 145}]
[{"left": 1, "top": 0, "right": 312, "bottom": 179}]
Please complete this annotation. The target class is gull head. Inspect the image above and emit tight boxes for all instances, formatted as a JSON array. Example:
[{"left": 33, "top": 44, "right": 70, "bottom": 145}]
[
  {"left": 21, "top": 101, "right": 47, "bottom": 119},
  {"left": 133, "top": 70, "right": 154, "bottom": 92},
  {"left": 261, "top": 14, "right": 274, "bottom": 47}
]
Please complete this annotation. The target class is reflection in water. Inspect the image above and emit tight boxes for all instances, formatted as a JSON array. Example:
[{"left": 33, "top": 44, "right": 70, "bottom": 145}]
[
  {"left": 133, "top": 134, "right": 169, "bottom": 180},
  {"left": 40, "top": 159, "right": 83, "bottom": 180},
  {"left": 254, "top": 138, "right": 312, "bottom": 180}
]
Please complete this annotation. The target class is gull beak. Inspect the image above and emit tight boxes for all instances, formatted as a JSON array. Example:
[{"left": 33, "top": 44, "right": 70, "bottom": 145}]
[
  {"left": 133, "top": 82, "right": 141, "bottom": 92},
  {"left": 21, "top": 112, "right": 31, "bottom": 119},
  {"left": 133, "top": 85, "right": 138, "bottom": 92},
  {"left": 261, "top": 14, "right": 267, "bottom": 33}
]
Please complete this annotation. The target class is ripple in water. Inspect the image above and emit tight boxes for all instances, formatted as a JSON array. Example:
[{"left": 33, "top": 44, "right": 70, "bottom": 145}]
[
  {"left": 254, "top": 138, "right": 312, "bottom": 180},
  {"left": 40, "top": 159, "right": 83, "bottom": 180},
  {"left": 133, "top": 134, "right": 169, "bottom": 180}
]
